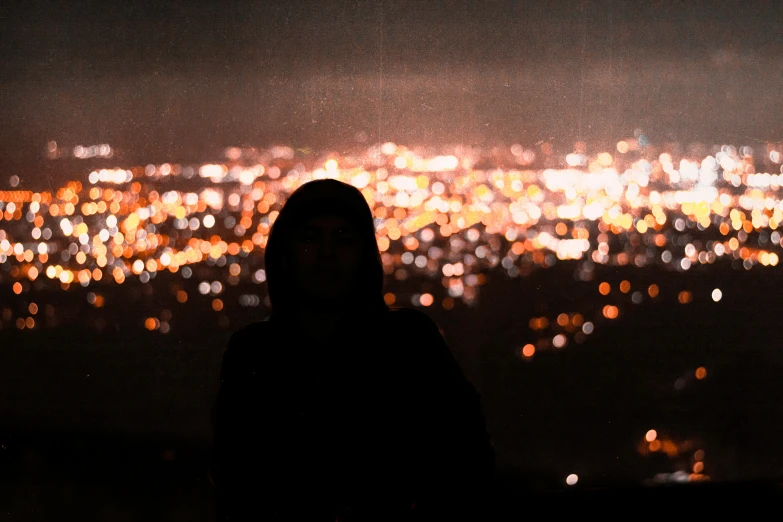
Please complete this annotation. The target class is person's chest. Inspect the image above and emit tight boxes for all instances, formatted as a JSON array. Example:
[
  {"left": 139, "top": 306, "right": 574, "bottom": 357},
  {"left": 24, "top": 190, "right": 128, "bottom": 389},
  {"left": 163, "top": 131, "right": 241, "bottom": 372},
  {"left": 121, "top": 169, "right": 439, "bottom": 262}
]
[
  {"left": 241, "top": 320, "right": 421, "bottom": 434},
  {"left": 234, "top": 316, "right": 431, "bottom": 490}
]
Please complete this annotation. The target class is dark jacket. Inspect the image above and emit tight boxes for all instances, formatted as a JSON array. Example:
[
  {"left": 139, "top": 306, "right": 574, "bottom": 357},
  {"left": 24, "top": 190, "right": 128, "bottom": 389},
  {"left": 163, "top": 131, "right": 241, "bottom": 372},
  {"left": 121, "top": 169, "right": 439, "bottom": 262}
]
[{"left": 211, "top": 180, "right": 495, "bottom": 521}]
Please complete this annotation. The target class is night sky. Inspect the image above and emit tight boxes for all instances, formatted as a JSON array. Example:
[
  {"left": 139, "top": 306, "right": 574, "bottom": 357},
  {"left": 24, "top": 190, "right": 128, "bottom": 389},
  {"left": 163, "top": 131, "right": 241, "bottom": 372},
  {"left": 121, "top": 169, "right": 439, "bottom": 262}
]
[{"left": 2, "top": 0, "right": 782, "bottom": 183}]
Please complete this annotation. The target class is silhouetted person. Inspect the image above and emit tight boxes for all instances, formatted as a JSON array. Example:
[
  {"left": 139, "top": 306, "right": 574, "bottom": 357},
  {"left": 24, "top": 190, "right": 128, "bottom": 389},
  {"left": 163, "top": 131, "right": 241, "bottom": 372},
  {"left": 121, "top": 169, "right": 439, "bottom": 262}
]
[{"left": 211, "top": 178, "right": 495, "bottom": 521}]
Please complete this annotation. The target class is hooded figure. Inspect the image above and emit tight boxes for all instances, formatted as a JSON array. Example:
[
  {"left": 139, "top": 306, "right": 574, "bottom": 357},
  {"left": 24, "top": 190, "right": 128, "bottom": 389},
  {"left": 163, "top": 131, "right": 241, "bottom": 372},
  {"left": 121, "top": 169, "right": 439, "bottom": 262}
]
[{"left": 211, "top": 179, "right": 495, "bottom": 521}]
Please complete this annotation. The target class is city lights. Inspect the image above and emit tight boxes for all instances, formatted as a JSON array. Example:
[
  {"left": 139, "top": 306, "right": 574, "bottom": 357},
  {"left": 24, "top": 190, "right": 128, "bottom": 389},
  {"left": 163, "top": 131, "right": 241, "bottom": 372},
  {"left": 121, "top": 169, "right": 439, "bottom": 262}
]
[{"left": 0, "top": 139, "right": 781, "bottom": 375}]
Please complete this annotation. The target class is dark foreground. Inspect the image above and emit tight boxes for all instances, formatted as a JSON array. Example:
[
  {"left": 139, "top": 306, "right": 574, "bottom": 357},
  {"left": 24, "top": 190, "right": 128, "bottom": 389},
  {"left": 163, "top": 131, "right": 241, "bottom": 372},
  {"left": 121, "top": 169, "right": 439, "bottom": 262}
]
[
  {"left": 2, "top": 431, "right": 783, "bottom": 520},
  {"left": 4, "top": 262, "right": 783, "bottom": 518}
]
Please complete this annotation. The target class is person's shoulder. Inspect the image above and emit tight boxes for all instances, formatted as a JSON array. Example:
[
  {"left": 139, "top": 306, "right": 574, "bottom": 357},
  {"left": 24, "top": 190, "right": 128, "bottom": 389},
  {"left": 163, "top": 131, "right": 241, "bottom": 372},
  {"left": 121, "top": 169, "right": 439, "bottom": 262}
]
[
  {"left": 385, "top": 306, "right": 441, "bottom": 334},
  {"left": 223, "top": 318, "right": 275, "bottom": 360},
  {"left": 386, "top": 305, "right": 426, "bottom": 321},
  {"left": 384, "top": 307, "right": 460, "bottom": 373},
  {"left": 229, "top": 317, "right": 273, "bottom": 341}
]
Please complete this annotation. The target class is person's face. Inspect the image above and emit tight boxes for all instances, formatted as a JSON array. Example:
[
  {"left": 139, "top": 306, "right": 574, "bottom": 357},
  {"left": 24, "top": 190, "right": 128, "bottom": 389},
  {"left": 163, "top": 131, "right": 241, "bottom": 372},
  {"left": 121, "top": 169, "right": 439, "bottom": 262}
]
[{"left": 285, "top": 213, "right": 364, "bottom": 304}]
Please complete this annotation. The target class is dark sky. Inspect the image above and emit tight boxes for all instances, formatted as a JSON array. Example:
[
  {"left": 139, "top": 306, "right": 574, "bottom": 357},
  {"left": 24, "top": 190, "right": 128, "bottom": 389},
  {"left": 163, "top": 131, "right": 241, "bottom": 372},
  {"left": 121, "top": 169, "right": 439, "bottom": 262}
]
[{"left": 2, "top": 0, "right": 782, "bottom": 183}]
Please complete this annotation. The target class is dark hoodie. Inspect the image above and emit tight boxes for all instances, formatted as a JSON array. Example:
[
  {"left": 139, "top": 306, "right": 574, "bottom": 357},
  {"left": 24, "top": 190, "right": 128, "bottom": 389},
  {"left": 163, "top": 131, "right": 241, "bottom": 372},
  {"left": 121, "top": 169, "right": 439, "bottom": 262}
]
[
  {"left": 211, "top": 179, "right": 495, "bottom": 521},
  {"left": 264, "top": 177, "right": 389, "bottom": 327}
]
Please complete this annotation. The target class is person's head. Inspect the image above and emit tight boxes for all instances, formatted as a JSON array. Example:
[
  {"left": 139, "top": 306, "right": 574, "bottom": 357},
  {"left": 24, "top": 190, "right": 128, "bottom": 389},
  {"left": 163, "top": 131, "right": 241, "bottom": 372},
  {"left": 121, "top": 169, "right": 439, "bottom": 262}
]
[
  {"left": 285, "top": 211, "right": 364, "bottom": 304},
  {"left": 264, "top": 179, "right": 388, "bottom": 323}
]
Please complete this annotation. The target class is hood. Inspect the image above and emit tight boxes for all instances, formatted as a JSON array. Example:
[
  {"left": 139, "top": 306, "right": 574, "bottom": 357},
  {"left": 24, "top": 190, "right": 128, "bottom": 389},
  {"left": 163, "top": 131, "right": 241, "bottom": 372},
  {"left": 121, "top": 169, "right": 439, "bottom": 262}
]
[{"left": 264, "top": 178, "right": 389, "bottom": 326}]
